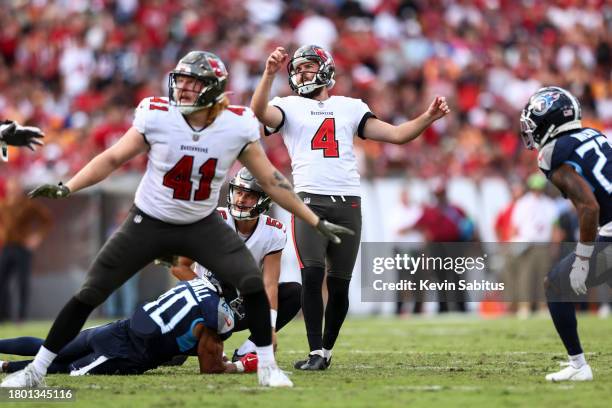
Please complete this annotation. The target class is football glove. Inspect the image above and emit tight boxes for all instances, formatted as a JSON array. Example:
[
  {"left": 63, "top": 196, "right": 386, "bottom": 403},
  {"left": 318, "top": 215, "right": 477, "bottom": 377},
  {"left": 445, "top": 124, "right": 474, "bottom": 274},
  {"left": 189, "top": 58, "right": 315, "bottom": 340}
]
[
  {"left": 570, "top": 256, "right": 589, "bottom": 296},
  {"left": 28, "top": 182, "right": 70, "bottom": 199},
  {"left": 315, "top": 219, "right": 355, "bottom": 244},
  {"left": 235, "top": 353, "right": 258, "bottom": 373},
  {"left": 0, "top": 120, "right": 44, "bottom": 150}
]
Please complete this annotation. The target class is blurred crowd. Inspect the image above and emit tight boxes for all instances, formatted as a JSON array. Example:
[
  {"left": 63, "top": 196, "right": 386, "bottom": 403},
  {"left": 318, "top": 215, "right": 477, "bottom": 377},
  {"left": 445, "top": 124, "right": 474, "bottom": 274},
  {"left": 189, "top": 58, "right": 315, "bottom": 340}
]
[{"left": 0, "top": 0, "right": 610, "bottom": 190}]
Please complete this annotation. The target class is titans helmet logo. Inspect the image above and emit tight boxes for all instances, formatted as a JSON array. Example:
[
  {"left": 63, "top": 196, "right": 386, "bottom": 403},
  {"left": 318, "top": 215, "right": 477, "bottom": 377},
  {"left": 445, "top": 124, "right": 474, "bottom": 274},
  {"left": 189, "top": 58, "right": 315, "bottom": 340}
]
[{"left": 530, "top": 92, "right": 560, "bottom": 116}]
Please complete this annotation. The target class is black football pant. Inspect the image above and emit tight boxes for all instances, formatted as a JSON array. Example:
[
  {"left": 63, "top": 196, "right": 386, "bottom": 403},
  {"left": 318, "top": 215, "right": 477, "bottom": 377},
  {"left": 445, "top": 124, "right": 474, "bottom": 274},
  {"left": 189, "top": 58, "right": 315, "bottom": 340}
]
[
  {"left": 292, "top": 193, "right": 362, "bottom": 352},
  {"left": 234, "top": 282, "right": 302, "bottom": 333},
  {"left": 43, "top": 206, "right": 271, "bottom": 355}
]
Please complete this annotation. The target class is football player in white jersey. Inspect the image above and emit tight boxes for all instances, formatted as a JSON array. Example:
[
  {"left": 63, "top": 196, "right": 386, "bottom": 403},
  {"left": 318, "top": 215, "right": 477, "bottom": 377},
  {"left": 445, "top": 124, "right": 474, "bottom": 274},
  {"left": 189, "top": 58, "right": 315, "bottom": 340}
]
[
  {"left": 2, "top": 51, "right": 352, "bottom": 389},
  {"left": 251, "top": 45, "right": 450, "bottom": 370},
  {"left": 171, "top": 167, "right": 302, "bottom": 360}
]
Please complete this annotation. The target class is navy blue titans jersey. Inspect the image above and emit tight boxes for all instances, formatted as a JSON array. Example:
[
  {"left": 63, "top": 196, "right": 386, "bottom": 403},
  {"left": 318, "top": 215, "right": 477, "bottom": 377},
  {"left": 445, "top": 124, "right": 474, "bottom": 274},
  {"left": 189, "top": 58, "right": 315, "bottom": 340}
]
[
  {"left": 538, "top": 127, "right": 612, "bottom": 234},
  {"left": 129, "top": 279, "right": 234, "bottom": 362}
]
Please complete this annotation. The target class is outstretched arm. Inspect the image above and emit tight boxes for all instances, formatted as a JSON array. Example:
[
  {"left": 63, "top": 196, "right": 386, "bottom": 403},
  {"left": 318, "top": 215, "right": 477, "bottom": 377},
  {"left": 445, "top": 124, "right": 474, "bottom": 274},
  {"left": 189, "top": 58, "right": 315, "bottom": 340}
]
[
  {"left": 65, "top": 127, "right": 148, "bottom": 193},
  {"left": 250, "top": 47, "right": 287, "bottom": 129},
  {"left": 29, "top": 127, "right": 148, "bottom": 199},
  {"left": 363, "top": 96, "right": 450, "bottom": 144}
]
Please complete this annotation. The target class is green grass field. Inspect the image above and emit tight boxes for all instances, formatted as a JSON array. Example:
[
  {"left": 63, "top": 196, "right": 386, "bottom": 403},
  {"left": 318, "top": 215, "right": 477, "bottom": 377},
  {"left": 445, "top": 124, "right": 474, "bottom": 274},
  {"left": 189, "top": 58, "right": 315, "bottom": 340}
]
[{"left": 1, "top": 314, "right": 611, "bottom": 407}]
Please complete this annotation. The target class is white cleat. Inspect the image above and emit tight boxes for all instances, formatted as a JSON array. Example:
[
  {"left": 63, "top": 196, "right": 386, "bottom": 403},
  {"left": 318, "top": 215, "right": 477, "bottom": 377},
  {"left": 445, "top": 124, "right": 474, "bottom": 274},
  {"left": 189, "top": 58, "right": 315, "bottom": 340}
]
[
  {"left": 545, "top": 363, "right": 593, "bottom": 382},
  {"left": 1, "top": 363, "right": 46, "bottom": 387},
  {"left": 258, "top": 364, "right": 293, "bottom": 387}
]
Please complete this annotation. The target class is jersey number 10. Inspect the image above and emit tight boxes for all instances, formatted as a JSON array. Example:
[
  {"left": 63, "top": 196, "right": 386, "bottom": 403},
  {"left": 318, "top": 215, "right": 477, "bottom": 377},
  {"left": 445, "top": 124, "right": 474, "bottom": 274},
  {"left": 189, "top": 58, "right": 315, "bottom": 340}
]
[{"left": 163, "top": 156, "right": 218, "bottom": 201}]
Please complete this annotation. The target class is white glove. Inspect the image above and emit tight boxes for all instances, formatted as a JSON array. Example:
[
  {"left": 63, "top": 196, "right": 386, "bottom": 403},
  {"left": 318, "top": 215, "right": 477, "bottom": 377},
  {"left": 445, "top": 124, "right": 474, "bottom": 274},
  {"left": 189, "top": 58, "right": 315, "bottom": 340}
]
[{"left": 569, "top": 256, "right": 589, "bottom": 296}]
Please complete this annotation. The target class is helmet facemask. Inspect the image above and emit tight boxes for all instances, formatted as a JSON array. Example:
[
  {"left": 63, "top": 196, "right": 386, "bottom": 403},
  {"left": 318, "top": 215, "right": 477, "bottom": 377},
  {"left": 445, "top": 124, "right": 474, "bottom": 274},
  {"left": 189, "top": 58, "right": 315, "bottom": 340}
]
[
  {"left": 168, "top": 51, "right": 228, "bottom": 115},
  {"left": 169, "top": 74, "right": 223, "bottom": 114},
  {"left": 287, "top": 45, "right": 336, "bottom": 96},
  {"left": 228, "top": 184, "right": 271, "bottom": 220}
]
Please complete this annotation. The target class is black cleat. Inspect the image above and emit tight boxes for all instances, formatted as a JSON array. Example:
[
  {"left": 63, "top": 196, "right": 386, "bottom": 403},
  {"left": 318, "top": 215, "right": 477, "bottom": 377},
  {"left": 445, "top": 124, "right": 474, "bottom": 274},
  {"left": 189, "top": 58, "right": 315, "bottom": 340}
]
[{"left": 294, "top": 353, "right": 332, "bottom": 370}]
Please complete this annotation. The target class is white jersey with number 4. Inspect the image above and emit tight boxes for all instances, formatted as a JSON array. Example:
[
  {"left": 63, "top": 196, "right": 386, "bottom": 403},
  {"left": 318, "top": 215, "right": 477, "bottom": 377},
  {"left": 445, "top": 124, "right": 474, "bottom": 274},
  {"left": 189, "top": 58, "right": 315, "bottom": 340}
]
[
  {"left": 194, "top": 207, "right": 288, "bottom": 281},
  {"left": 268, "top": 95, "right": 373, "bottom": 197},
  {"left": 268, "top": 95, "right": 374, "bottom": 196},
  {"left": 132, "top": 97, "right": 260, "bottom": 224}
]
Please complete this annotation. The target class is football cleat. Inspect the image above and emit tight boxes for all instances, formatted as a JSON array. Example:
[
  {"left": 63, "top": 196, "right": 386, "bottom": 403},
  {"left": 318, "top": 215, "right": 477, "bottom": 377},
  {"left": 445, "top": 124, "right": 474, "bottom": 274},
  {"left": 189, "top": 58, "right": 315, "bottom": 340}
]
[
  {"left": 545, "top": 363, "right": 593, "bottom": 382},
  {"left": 0, "top": 363, "right": 46, "bottom": 388},
  {"left": 257, "top": 364, "right": 293, "bottom": 387},
  {"left": 232, "top": 349, "right": 257, "bottom": 363},
  {"left": 294, "top": 353, "right": 331, "bottom": 370}
]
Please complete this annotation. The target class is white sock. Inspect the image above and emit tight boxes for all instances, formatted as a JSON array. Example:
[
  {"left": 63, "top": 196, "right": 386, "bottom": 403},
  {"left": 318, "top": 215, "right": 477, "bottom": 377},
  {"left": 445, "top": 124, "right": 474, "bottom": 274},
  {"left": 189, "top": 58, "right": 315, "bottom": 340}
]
[
  {"left": 309, "top": 349, "right": 324, "bottom": 358},
  {"left": 256, "top": 345, "right": 275, "bottom": 367},
  {"left": 32, "top": 346, "right": 57, "bottom": 375},
  {"left": 323, "top": 348, "right": 332, "bottom": 360},
  {"left": 237, "top": 339, "right": 256, "bottom": 356},
  {"left": 569, "top": 353, "right": 587, "bottom": 369},
  {"left": 0, "top": 360, "right": 6, "bottom": 373}
]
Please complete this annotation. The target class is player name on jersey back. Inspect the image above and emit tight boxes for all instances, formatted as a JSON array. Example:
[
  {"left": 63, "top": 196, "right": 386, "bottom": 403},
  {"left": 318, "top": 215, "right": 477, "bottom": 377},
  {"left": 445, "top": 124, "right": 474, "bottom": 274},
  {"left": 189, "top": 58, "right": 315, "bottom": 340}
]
[
  {"left": 269, "top": 95, "right": 373, "bottom": 197},
  {"left": 132, "top": 98, "right": 260, "bottom": 224}
]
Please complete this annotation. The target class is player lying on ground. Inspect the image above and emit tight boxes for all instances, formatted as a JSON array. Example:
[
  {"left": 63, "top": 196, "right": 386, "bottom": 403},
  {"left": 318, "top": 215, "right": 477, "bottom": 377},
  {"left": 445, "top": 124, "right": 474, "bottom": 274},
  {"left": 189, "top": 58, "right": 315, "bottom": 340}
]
[
  {"left": 1, "top": 50, "right": 352, "bottom": 388},
  {"left": 520, "top": 86, "right": 612, "bottom": 381},
  {"left": 0, "top": 278, "right": 257, "bottom": 375},
  {"left": 171, "top": 167, "right": 302, "bottom": 360}
]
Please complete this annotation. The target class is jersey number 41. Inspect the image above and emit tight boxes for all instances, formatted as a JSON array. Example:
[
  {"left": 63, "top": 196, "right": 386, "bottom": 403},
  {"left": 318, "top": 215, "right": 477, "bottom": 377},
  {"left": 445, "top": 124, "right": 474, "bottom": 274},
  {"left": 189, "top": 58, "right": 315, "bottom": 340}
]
[{"left": 163, "top": 156, "right": 218, "bottom": 201}]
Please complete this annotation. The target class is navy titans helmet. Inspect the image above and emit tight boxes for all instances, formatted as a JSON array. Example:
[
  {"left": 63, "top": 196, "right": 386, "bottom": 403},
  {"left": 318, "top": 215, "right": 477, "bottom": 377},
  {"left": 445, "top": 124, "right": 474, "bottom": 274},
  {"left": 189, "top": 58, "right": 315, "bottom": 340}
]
[{"left": 520, "top": 86, "right": 582, "bottom": 150}]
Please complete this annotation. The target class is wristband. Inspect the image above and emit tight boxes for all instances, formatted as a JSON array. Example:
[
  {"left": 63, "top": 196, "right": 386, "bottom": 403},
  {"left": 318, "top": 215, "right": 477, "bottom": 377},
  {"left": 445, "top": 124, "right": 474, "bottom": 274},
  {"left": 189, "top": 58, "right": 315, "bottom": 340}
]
[
  {"left": 270, "top": 309, "right": 277, "bottom": 328},
  {"left": 234, "top": 360, "right": 245, "bottom": 373},
  {"left": 575, "top": 242, "right": 594, "bottom": 258}
]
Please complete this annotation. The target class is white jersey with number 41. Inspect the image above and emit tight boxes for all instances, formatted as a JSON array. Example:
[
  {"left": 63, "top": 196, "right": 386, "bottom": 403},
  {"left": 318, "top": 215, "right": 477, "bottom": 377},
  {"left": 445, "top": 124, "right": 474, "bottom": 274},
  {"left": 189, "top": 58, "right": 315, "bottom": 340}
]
[
  {"left": 268, "top": 95, "right": 373, "bottom": 197},
  {"left": 132, "top": 97, "right": 260, "bottom": 224}
]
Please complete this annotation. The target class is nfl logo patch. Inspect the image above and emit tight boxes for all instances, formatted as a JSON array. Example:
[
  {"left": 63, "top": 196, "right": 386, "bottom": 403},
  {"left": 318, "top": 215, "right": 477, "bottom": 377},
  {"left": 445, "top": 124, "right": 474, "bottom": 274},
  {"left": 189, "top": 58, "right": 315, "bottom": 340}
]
[
  {"left": 192, "top": 134, "right": 200, "bottom": 142},
  {"left": 563, "top": 109, "right": 573, "bottom": 117}
]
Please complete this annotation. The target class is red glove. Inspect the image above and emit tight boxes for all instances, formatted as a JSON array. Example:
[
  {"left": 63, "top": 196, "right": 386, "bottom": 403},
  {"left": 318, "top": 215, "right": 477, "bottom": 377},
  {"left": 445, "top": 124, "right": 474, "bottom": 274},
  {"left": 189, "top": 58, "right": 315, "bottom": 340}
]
[{"left": 235, "top": 353, "right": 258, "bottom": 373}]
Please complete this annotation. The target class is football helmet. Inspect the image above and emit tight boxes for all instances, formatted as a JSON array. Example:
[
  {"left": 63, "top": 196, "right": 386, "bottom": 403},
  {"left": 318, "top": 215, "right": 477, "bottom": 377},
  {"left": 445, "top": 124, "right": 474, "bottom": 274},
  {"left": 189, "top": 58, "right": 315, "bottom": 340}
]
[
  {"left": 287, "top": 45, "right": 335, "bottom": 96},
  {"left": 520, "top": 86, "right": 582, "bottom": 150},
  {"left": 227, "top": 167, "right": 271, "bottom": 220},
  {"left": 168, "top": 51, "right": 228, "bottom": 114}
]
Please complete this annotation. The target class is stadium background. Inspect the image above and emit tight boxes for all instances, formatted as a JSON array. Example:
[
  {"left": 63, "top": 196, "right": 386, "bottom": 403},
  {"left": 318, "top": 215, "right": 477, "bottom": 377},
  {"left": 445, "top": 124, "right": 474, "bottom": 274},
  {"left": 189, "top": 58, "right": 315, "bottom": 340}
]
[{"left": 0, "top": 0, "right": 610, "bottom": 319}]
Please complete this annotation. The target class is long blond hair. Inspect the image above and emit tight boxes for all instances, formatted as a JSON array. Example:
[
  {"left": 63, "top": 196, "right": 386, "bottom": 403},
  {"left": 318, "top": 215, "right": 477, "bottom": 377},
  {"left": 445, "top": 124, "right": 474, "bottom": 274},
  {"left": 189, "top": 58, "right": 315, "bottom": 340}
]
[{"left": 204, "top": 95, "right": 230, "bottom": 127}]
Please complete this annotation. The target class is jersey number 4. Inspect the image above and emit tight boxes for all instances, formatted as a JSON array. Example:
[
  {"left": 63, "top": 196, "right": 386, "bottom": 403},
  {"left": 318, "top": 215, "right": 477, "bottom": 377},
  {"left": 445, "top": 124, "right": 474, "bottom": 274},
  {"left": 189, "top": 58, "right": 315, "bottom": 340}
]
[
  {"left": 163, "top": 156, "right": 218, "bottom": 201},
  {"left": 311, "top": 118, "right": 339, "bottom": 157}
]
